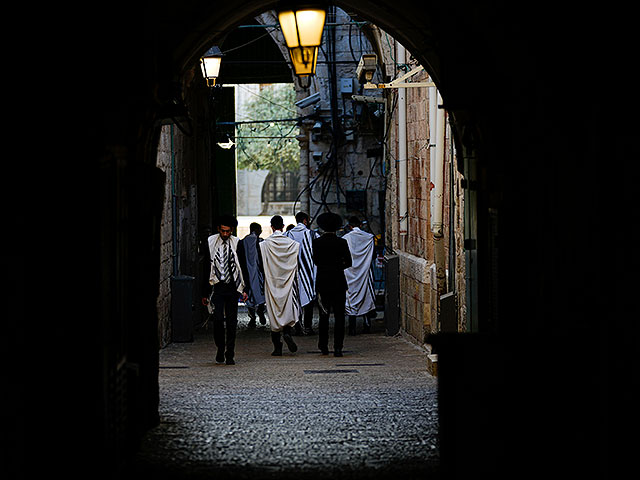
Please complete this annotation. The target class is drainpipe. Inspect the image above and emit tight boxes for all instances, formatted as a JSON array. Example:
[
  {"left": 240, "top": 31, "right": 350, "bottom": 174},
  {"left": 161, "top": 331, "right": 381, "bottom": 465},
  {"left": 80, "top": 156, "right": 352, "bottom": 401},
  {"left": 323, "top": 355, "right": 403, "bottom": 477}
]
[
  {"left": 300, "top": 133, "right": 310, "bottom": 214},
  {"left": 431, "top": 90, "right": 446, "bottom": 295},
  {"left": 397, "top": 43, "right": 408, "bottom": 243},
  {"left": 429, "top": 86, "right": 438, "bottom": 189}
]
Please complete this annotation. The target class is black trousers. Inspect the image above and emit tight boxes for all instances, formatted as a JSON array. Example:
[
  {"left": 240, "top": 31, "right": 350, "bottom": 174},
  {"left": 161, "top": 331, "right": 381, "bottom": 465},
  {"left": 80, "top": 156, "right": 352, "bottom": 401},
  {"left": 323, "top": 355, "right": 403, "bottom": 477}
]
[
  {"left": 317, "top": 289, "right": 346, "bottom": 351},
  {"left": 212, "top": 282, "right": 239, "bottom": 360},
  {"left": 247, "top": 303, "right": 266, "bottom": 321},
  {"left": 270, "top": 325, "right": 295, "bottom": 350}
]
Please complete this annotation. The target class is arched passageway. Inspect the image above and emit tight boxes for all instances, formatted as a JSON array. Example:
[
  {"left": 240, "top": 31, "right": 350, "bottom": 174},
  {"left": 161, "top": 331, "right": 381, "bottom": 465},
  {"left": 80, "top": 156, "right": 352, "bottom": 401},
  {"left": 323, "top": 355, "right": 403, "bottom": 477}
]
[{"left": 23, "top": 1, "right": 637, "bottom": 480}]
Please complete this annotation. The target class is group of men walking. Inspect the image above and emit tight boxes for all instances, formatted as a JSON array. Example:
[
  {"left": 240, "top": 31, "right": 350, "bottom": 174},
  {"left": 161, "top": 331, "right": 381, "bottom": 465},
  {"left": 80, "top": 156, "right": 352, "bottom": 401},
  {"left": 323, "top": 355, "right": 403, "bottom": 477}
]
[{"left": 206, "top": 212, "right": 376, "bottom": 365}]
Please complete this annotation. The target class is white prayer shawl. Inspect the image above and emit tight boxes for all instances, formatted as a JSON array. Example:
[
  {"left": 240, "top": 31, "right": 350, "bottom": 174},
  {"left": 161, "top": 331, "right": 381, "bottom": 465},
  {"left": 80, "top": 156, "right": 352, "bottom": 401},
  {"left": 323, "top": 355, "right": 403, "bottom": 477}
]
[
  {"left": 343, "top": 228, "right": 376, "bottom": 316},
  {"left": 260, "top": 231, "right": 300, "bottom": 332},
  {"left": 285, "top": 223, "right": 317, "bottom": 307},
  {"left": 241, "top": 233, "right": 265, "bottom": 307},
  {"left": 208, "top": 234, "right": 245, "bottom": 294}
]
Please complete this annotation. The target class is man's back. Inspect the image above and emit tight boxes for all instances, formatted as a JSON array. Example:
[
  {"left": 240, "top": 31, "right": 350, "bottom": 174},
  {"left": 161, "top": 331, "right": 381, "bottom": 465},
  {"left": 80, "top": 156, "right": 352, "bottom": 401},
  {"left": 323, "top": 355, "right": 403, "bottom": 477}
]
[
  {"left": 261, "top": 231, "right": 299, "bottom": 282},
  {"left": 342, "top": 228, "right": 376, "bottom": 316},
  {"left": 239, "top": 232, "right": 265, "bottom": 307},
  {"left": 260, "top": 230, "right": 300, "bottom": 331},
  {"left": 343, "top": 228, "right": 375, "bottom": 270},
  {"left": 313, "top": 233, "right": 352, "bottom": 293}
]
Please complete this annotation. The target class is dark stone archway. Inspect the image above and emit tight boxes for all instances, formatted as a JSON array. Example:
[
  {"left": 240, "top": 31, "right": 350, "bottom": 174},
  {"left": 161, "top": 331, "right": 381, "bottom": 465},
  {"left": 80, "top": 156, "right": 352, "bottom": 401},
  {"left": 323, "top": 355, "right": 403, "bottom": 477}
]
[{"left": 33, "top": 2, "right": 635, "bottom": 479}]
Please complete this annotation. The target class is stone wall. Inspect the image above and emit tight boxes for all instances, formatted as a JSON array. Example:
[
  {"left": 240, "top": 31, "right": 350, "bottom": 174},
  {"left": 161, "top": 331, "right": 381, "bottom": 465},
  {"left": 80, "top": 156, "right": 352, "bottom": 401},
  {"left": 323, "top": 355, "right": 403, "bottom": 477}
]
[
  {"left": 399, "top": 251, "right": 431, "bottom": 342},
  {"left": 156, "top": 125, "right": 175, "bottom": 348},
  {"left": 155, "top": 116, "right": 215, "bottom": 348},
  {"left": 379, "top": 42, "right": 467, "bottom": 344}
]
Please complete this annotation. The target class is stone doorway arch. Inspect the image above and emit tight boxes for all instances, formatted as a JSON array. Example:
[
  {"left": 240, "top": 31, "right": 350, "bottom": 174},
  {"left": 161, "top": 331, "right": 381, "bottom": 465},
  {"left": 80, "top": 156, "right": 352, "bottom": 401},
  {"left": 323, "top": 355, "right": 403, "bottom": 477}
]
[{"left": 44, "top": 2, "right": 631, "bottom": 479}]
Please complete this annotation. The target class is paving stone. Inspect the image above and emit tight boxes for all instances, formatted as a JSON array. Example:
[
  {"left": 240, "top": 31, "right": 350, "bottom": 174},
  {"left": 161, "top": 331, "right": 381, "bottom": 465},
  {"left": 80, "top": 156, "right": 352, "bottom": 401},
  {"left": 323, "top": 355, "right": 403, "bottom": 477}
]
[{"left": 129, "top": 309, "right": 440, "bottom": 479}]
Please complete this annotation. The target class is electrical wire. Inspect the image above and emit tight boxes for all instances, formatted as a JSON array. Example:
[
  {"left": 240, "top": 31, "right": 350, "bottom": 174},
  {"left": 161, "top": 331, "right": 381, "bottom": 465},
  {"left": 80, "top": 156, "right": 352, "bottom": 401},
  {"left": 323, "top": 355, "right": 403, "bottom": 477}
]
[
  {"left": 221, "top": 27, "right": 279, "bottom": 54},
  {"left": 235, "top": 83, "right": 298, "bottom": 115}
]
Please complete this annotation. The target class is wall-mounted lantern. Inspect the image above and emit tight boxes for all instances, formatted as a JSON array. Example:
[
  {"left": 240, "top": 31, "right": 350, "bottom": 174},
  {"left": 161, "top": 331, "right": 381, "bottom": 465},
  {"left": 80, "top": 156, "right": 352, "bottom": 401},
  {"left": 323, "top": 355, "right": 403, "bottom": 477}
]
[{"left": 200, "top": 46, "right": 223, "bottom": 87}]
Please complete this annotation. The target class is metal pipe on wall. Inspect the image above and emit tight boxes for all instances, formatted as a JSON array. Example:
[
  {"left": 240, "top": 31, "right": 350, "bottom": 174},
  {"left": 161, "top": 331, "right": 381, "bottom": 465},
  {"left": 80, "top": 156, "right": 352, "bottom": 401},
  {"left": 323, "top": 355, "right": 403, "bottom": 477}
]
[
  {"left": 434, "top": 92, "right": 447, "bottom": 295},
  {"left": 300, "top": 136, "right": 310, "bottom": 214},
  {"left": 397, "top": 44, "right": 408, "bottom": 238},
  {"left": 432, "top": 90, "right": 445, "bottom": 235},
  {"left": 448, "top": 121, "right": 457, "bottom": 295}
]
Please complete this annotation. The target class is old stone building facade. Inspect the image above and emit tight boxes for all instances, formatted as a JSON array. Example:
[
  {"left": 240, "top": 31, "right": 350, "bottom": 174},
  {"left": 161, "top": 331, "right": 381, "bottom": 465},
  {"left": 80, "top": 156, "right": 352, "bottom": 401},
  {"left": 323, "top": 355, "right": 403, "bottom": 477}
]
[
  {"left": 362, "top": 27, "right": 468, "bottom": 345},
  {"left": 257, "top": 8, "right": 469, "bottom": 344},
  {"left": 259, "top": 8, "right": 386, "bottom": 234}
]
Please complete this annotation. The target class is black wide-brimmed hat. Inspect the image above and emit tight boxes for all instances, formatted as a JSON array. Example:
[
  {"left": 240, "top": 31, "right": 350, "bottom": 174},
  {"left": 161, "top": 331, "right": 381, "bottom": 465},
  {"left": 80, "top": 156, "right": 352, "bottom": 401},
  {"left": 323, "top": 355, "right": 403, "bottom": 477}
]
[{"left": 316, "top": 212, "right": 342, "bottom": 232}]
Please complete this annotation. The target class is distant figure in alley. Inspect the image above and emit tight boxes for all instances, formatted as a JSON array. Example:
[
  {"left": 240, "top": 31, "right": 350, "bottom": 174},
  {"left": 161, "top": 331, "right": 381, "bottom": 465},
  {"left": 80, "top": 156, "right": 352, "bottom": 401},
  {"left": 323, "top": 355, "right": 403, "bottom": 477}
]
[
  {"left": 208, "top": 215, "right": 247, "bottom": 365},
  {"left": 260, "top": 215, "right": 300, "bottom": 356},
  {"left": 285, "top": 211, "right": 318, "bottom": 335},
  {"left": 343, "top": 217, "right": 377, "bottom": 335},
  {"left": 238, "top": 222, "right": 267, "bottom": 328},
  {"left": 313, "top": 212, "right": 352, "bottom": 357}
]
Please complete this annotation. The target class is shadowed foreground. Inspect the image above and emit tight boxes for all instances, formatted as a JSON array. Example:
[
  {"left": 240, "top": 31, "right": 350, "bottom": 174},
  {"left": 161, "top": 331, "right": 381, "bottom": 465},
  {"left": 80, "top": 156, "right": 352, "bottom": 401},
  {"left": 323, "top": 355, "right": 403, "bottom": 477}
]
[{"left": 128, "top": 311, "right": 439, "bottom": 479}]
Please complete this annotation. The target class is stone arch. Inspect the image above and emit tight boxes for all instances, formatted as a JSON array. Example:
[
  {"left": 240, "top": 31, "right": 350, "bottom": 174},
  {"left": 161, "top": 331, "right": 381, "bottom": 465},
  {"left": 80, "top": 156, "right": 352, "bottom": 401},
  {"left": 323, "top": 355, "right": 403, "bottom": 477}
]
[
  {"left": 146, "top": 1, "right": 484, "bottom": 167},
  {"left": 56, "top": 2, "right": 631, "bottom": 478}
]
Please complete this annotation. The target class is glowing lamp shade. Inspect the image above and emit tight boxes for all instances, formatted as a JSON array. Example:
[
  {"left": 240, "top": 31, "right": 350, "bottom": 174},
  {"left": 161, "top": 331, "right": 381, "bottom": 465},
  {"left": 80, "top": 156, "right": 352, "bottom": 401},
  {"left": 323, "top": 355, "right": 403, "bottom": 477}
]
[
  {"left": 200, "top": 47, "right": 222, "bottom": 87},
  {"left": 278, "top": 8, "right": 326, "bottom": 49},
  {"left": 288, "top": 46, "right": 318, "bottom": 77},
  {"left": 278, "top": 6, "right": 325, "bottom": 79}
]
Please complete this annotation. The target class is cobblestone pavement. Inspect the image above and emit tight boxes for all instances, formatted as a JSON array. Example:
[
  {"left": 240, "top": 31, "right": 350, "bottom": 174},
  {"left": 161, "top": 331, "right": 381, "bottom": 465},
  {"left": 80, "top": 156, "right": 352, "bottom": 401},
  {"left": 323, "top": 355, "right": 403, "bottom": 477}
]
[{"left": 129, "top": 309, "right": 440, "bottom": 479}]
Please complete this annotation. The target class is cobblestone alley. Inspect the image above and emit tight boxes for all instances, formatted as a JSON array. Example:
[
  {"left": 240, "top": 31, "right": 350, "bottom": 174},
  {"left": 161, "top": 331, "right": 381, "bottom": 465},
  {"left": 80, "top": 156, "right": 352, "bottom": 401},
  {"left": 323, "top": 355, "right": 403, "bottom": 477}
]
[{"left": 127, "top": 309, "right": 440, "bottom": 479}]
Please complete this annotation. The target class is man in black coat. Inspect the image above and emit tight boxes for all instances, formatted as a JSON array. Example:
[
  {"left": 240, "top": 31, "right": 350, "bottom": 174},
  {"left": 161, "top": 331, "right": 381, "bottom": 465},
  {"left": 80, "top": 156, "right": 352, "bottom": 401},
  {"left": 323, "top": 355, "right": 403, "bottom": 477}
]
[{"left": 312, "top": 212, "right": 352, "bottom": 357}]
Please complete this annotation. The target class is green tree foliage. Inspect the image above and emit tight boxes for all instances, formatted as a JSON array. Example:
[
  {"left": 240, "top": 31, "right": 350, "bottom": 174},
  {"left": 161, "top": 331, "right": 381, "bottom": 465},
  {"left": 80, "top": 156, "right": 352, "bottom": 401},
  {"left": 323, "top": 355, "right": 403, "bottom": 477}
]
[{"left": 236, "top": 84, "right": 300, "bottom": 173}]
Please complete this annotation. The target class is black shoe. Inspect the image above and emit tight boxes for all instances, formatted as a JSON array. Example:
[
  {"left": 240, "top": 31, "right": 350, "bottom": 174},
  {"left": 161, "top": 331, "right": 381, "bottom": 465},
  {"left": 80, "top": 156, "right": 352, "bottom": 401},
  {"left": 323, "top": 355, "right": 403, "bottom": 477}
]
[
  {"left": 282, "top": 332, "right": 298, "bottom": 353},
  {"left": 305, "top": 327, "right": 315, "bottom": 335},
  {"left": 271, "top": 349, "right": 283, "bottom": 356},
  {"left": 334, "top": 349, "right": 343, "bottom": 357},
  {"left": 320, "top": 348, "right": 329, "bottom": 355},
  {"left": 226, "top": 358, "right": 235, "bottom": 365},
  {"left": 293, "top": 323, "right": 304, "bottom": 336},
  {"left": 248, "top": 319, "right": 256, "bottom": 329},
  {"left": 258, "top": 314, "right": 267, "bottom": 325},
  {"left": 215, "top": 351, "right": 225, "bottom": 364}
]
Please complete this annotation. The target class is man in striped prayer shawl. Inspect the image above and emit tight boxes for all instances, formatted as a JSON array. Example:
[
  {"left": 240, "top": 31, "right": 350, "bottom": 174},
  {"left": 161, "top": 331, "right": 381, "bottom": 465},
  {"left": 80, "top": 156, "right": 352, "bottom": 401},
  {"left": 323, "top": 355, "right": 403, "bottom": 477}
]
[
  {"left": 343, "top": 217, "right": 377, "bottom": 335},
  {"left": 208, "top": 215, "right": 247, "bottom": 365},
  {"left": 285, "top": 211, "right": 318, "bottom": 335}
]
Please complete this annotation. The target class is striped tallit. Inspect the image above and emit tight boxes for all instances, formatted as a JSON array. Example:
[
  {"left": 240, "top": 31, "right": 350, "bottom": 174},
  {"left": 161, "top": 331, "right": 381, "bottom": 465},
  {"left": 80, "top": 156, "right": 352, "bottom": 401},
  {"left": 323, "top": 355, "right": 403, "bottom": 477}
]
[
  {"left": 285, "top": 223, "right": 317, "bottom": 307},
  {"left": 343, "top": 228, "right": 376, "bottom": 316},
  {"left": 208, "top": 234, "right": 244, "bottom": 293}
]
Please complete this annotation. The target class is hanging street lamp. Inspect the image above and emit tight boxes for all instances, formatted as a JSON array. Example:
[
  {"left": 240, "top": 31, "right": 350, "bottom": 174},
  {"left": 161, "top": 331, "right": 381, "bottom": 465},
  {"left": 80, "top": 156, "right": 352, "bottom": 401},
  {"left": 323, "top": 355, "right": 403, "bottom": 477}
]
[
  {"left": 277, "top": 5, "right": 326, "bottom": 80},
  {"left": 200, "top": 46, "right": 223, "bottom": 87},
  {"left": 289, "top": 45, "right": 318, "bottom": 77}
]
